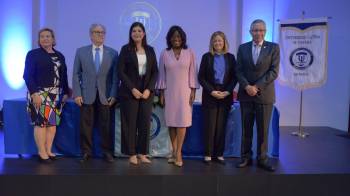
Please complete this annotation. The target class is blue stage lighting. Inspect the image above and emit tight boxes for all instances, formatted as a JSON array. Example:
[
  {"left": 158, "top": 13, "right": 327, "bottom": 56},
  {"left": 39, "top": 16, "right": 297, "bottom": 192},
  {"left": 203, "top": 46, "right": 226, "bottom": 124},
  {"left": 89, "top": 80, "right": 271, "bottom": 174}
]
[
  {"left": 1, "top": 25, "right": 31, "bottom": 90},
  {"left": 0, "top": 0, "right": 32, "bottom": 90}
]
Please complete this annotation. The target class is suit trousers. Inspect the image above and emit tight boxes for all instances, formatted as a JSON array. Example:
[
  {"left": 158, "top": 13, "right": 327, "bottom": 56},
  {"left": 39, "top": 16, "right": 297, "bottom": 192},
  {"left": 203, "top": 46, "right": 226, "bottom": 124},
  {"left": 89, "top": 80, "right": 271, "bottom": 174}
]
[
  {"left": 202, "top": 84, "right": 231, "bottom": 157},
  {"left": 120, "top": 77, "right": 153, "bottom": 155},
  {"left": 79, "top": 92, "right": 112, "bottom": 155},
  {"left": 202, "top": 104, "right": 230, "bottom": 157},
  {"left": 240, "top": 101, "right": 273, "bottom": 162}
]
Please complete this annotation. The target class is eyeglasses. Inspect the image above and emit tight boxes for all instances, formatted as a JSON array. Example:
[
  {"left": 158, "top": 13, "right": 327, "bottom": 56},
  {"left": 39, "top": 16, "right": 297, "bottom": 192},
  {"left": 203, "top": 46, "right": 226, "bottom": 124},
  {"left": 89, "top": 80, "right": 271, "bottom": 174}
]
[
  {"left": 92, "top": 31, "right": 106, "bottom": 35},
  {"left": 251, "top": 29, "right": 266, "bottom": 33}
]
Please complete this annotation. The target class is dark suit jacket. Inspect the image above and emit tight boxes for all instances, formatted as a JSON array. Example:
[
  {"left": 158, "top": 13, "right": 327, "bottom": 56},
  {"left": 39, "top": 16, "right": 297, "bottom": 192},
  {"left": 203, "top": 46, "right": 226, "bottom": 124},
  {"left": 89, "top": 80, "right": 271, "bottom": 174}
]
[
  {"left": 23, "top": 47, "right": 69, "bottom": 95},
  {"left": 236, "top": 41, "right": 280, "bottom": 104},
  {"left": 117, "top": 44, "right": 158, "bottom": 100},
  {"left": 198, "top": 52, "right": 237, "bottom": 107}
]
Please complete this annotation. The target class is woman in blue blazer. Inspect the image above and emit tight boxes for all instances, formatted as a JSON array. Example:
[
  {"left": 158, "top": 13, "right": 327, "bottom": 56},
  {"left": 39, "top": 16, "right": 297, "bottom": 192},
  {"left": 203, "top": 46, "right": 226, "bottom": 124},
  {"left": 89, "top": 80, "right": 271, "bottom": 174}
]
[{"left": 198, "top": 31, "right": 237, "bottom": 165}]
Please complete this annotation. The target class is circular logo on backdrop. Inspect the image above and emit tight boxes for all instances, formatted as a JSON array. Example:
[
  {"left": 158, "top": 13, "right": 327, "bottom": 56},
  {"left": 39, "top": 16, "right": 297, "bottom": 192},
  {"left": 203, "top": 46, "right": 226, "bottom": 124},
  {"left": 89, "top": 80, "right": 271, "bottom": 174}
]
[
  {"left": 150, "top": 113, "right": 161, "bottom": 140},
  {"left": 120, "top": 2, "right": 162, "bottom": 44},
  {"left": 289, "top": 48, "right": 314, "bottom": 70}
]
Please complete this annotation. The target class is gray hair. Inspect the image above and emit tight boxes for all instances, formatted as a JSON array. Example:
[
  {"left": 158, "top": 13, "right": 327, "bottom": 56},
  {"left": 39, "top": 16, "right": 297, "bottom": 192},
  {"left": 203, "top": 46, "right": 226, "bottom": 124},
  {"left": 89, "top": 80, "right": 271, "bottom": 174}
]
[
  {"left": 250, "top": 19, "right": 266, "bottom": 30},
  {"left": 89, "top": 23, "right": 106, "bottom": 34}
]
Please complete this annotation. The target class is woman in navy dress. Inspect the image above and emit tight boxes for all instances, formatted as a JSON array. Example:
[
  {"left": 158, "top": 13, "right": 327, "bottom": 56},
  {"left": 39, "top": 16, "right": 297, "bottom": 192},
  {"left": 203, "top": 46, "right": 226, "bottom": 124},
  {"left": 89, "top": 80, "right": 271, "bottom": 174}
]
[{"left": 23, "top": 28, "right": 69, "bottom": 163}]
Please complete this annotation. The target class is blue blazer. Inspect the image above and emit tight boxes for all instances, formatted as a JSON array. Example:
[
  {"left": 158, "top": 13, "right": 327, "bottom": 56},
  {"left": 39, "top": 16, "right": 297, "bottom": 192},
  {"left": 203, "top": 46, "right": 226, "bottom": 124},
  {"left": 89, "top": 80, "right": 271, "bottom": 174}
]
[
  {"left": 72, "top": 45, "right": 118, "bottom": 105},
  {"left": 23, "top": 47, "right": 69, "bottom": 95}
]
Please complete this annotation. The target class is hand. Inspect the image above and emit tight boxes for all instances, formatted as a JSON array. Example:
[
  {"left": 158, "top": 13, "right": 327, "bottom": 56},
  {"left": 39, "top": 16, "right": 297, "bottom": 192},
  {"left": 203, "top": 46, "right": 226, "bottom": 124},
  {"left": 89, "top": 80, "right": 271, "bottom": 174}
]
[
  {"left": 141, "top": 89, "right": 151, "bottom": 99},
  {"left": 107, "top": 97, "right": 116, "bottom": 106},
  {"left": 245, "top": 85, "right": 258, "bottom": 97},
  {"left": 159, "top": 90, "right": 165, "bottom": 107},
  {"left": 189, "top": 88, "right": 196, "bottom": 105},
  {"left": 31, "top": 93, "right": 42, "bottom": 110},
  {"left": 253, "top": 85, "right": 261, "bottom": 96},
  {"left": 74, "top": 96, "right": 83, "bottom": 107},
  {"left": 131, "top": 88, "right": 143, "bottom": 99},
  {"left": 211, "top": 91, "right": 223, "bottom": 99},
  {"left": 219, "top": 91, "right": 230, "bottom": 98},
  {"left": 62, "top": 94, "right": 68, "bottom": 103}
]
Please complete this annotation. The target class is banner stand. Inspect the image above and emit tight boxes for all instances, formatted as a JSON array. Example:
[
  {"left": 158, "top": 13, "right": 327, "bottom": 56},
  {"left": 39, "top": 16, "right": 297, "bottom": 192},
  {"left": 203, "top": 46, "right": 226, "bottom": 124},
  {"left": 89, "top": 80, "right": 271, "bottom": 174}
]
[
  {"left": 291, "top": 90, "right": 309, "bottom": 138},
  {"left": 278, "top": 11, "right": 331, "bottom": 138}
]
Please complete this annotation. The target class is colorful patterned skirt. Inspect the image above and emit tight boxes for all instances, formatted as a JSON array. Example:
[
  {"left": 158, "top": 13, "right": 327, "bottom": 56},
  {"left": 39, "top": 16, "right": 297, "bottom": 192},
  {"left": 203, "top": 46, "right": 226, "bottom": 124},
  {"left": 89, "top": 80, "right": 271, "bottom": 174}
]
[{"left": 27, "top": 87, "right": 64, "bottom": 127}]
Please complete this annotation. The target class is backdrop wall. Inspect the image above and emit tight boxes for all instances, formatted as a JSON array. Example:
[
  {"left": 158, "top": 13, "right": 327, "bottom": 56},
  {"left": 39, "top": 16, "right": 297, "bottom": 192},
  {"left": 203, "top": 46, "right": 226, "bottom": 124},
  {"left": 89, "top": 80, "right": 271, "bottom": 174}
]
[{"left": 0, "top": 0, "right": 349, "bottom": 131}]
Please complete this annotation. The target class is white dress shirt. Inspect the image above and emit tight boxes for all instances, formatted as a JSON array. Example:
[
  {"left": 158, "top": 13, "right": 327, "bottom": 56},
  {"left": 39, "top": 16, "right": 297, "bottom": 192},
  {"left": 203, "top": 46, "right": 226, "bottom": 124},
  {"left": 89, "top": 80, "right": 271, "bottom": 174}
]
[
  {"left": 137, "top": 53, "right": 147, "bottom": 76},
  {"left": 252, "top": 40, "right": 263, "bottom": 64}
]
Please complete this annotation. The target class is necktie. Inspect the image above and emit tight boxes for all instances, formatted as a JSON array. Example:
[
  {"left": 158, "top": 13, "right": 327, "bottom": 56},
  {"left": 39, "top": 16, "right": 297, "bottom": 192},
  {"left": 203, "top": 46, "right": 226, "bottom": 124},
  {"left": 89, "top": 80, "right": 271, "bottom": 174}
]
[
  {"left": 95, "top": 47, "right": 100, "bottom": 71},
  {"left": 253, "top": 44, "right": 259, "bottom": 65}
]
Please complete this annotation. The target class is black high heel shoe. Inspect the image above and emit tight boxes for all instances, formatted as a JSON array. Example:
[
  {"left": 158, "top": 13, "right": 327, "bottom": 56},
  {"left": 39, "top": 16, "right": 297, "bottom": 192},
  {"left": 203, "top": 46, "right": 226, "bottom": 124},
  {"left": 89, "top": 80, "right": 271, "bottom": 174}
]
[
  {"left": 49, "top": 155, "right": 59, "bottom": 161},
  {"left": 38, "top": 156, "right": 52, "bottom": 164}
]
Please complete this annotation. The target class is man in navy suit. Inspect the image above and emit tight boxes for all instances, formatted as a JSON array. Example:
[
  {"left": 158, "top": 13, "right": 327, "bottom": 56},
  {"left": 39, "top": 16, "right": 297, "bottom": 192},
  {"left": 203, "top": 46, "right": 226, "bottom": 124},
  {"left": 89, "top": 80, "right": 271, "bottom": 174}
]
[
  {"left": 235, "top": 19, "right": 280, "bottom": 172},
  {"left": 72, "top": 24, "right": 118, "bottom": 163}
]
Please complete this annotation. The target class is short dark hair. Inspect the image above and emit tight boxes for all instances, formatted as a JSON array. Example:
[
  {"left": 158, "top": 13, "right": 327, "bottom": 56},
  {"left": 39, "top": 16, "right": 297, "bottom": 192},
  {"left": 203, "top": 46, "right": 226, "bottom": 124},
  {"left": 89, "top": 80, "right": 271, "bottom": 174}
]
[
  {"left": 38, "top": 28, "right": 56, "bottom": 47},
  {"left": 89, "top": 23, "right": 106, "bottom": 35},
  {"left": 250, "top": 19, "right": 266, "bottom": 31},
  {"left": 166, "top": 25, "right": 188, "bottom": 50},
  {"left": 128, "top": 22, "right": 147, "bottom": 50}
]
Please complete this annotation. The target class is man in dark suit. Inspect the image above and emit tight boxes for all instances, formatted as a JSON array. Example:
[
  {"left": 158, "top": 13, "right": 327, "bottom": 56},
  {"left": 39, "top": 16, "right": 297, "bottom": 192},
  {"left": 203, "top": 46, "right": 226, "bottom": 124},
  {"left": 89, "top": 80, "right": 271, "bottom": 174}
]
[
  {"left": 72, "top": 24, "right": 118, "bottom": 163},
  {"left": 235, "top": 19, "right": 280, "bottom": 172}
]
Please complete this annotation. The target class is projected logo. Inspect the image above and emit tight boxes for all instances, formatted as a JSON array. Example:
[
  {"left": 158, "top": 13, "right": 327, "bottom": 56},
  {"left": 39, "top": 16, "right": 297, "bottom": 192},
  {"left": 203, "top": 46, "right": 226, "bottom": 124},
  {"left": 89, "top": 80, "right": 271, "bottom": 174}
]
[
  {"left": 120, "top": 2, "right": 162, "bottom": 44},
  {"left": 150, "top": 113, "right": 161, "bottom": 140},
  {"left": 289, "top": 48, "right": 314, "bottom": 70}
]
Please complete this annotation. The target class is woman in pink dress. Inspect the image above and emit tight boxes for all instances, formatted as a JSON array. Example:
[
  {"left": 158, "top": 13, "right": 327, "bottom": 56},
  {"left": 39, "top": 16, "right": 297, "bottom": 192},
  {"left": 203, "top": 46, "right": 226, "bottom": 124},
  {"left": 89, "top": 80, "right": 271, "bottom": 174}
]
[{"left": 157, "top": 25, "right": 199, "bottom": 167}]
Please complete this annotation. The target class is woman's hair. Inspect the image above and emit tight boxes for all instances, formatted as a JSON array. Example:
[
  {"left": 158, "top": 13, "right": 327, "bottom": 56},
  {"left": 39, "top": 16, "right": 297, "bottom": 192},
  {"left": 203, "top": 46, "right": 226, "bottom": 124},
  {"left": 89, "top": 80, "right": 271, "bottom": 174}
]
[
  {"left": 38, "top": 28, "right": 56, "bottom": 47},
  {"left": 128, "top": 22, "right": 147, "bottom": 50},
  {"left": 209, "top": 31, "right": 229, "bottom": 55},
  {"left": 166, "top": 25, "right": 188, "bottom": 50}
]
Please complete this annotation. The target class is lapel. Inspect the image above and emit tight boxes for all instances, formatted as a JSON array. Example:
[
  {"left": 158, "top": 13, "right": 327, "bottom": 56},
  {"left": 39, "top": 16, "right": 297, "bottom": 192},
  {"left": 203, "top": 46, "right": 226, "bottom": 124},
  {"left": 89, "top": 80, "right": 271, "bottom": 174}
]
[
  {"left": 208, "top": 54, "right": 215, "bottom": 80},
  {"left": 130, "top": 47, "right": 139, "bottom": 71},
  {"left": 223, "top": 53, "right": 230, "bottom": 83},
  {"left": 99, "top": 46, "right": 109, "bottom": 73},
  {"left": 246, "top": 41, "right": 255, "bottom": 66},
  {"left": 87, "top": 45, "right": 96, "bottom": 73},
  {"left": 144, "top": 46, "right": 151, "bottom": 76},
  {"left": 256, "top": 41, "right": 268, "bottom": 66}
]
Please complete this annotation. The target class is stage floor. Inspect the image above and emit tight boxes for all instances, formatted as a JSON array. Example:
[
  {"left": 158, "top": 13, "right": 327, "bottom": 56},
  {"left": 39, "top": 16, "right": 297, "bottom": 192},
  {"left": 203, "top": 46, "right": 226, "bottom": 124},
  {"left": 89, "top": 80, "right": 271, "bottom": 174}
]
[{"left": 1, "top": 126, "right": 350, "bottom": 196}]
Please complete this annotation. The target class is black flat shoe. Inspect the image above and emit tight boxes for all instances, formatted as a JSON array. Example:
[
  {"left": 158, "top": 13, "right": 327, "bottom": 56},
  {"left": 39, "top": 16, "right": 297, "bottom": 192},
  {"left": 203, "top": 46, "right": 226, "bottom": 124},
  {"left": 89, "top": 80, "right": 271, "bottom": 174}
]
[
  {"left": 214, "top": 158, "right": 226, "bottom": 165},
  {"left": 236, "top": 159, "right": 252, "bottom": 168},
  {"left": 257, "top": 162, "right": 275, "bottom": 172}
]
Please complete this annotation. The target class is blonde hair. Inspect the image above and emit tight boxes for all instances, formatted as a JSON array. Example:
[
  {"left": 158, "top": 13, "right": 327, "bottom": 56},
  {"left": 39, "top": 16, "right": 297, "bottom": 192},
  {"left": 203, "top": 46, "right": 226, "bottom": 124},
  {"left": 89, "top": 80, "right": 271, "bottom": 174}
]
[
  {"left": 38, "top": 28, "right": 56, "bottom": 47},
  {"left": 209, "top": 31, "right": 229, "bottom": 55}
]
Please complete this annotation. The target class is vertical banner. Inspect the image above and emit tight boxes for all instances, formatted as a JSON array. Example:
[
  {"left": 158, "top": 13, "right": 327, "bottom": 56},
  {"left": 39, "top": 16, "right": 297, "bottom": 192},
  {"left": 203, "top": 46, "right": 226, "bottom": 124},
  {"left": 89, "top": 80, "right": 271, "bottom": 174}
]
[
  {"left": 279, "top": 18, "right": 328, "bottom": 90},
  {"left": 114, "top": 106, "right": 171, "bottom": 157}
]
